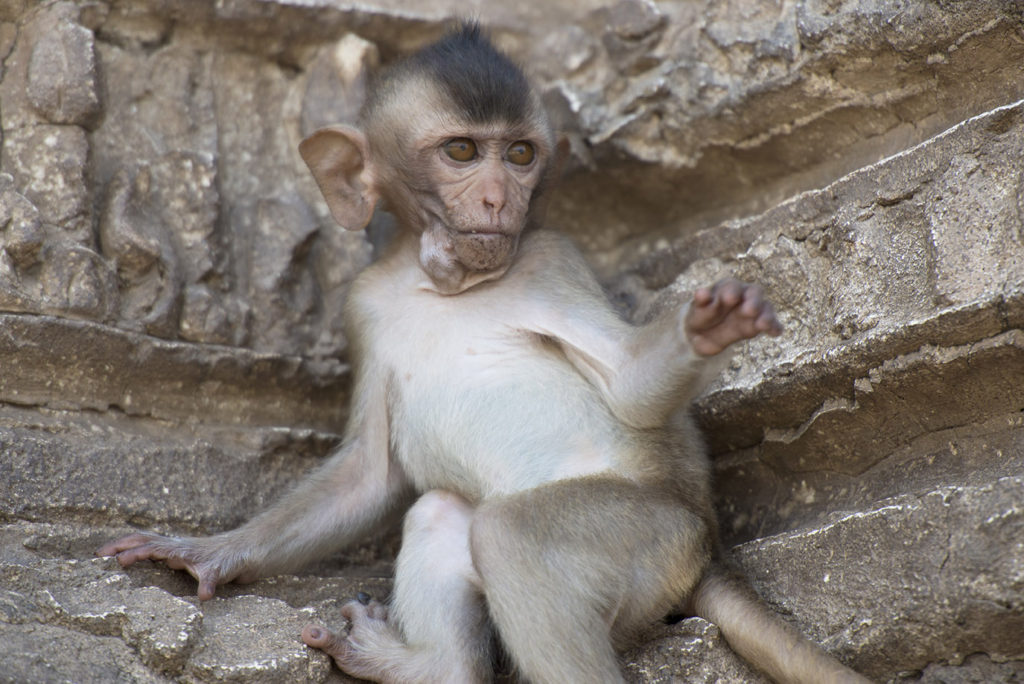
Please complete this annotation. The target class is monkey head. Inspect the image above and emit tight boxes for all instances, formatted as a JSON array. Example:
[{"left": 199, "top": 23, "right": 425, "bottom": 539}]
[{"left": 300, "top": 25, "right": 558, "bottom": 294}]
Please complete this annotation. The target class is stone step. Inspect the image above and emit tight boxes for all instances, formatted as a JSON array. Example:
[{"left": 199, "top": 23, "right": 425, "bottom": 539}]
[
  {"left": 6, "top": 462, "right": 1017, "bottom": 682},
  {"left": 0, "top": 402, "right": 340, "bottom": 535},
  {"left": 0, "top": 532, "right": 389, "bottom": 683},
  {"left": 0, "top": 313, "right": 349, "bottom": 432}
]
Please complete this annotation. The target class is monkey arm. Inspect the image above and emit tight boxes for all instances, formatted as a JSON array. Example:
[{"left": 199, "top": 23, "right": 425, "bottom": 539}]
[
  {"left": 225, "top": 427, "right": 409, "bottom": 578},
  {"left": 544, "top": 301, "right": 730, "bottom": 430},
  {"left": 514, "top": 234, "right": 718, "bottom": 429},
  {"left": 99, "top": 379, "right": 409, "bottom": 599},
  {"left": 585, "top": 305, "right": 732, "bottom": 428},
  {"left": 520, "top": 233, "right": 779, "bottom": 429}
]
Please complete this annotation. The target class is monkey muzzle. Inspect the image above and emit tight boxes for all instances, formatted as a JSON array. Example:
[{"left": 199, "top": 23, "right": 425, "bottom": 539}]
[{"left": 448, "top": 229, "right": 519, "bottom": 272}]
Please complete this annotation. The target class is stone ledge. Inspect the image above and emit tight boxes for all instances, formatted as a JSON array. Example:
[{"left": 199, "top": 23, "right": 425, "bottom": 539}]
[
  {"left": 0, "top": 313, "right": 349, "bottom": 431},
  {"left": 699, "top": 297, "right": 1020, "bottom": 454},
  {"left": 733, "top": 475, "right": 1024, "bottom": 680},
  {"left": 714, "top": 329, "right": 1024, "bottom": 542},
  {"left": 0, "top": 404, "right": 341, "bottom": 533},
  {"left": 649, "top": 98, "right": 1024, "bottom": 451}
]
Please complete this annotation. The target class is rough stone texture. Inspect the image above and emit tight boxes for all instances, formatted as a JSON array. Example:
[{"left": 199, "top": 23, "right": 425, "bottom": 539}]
[
  {"left": 623, "top": 618, "right": 769, "bottom": 683},
  {"left": 1, "top": 0, "right": 1022, "bottom": 682},
  {"left": 734, "top": 476, "right": 1024, "bottom": 680}
]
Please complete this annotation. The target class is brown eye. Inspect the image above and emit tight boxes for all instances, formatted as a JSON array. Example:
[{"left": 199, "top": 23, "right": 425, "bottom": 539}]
[
  {"left": 505, "top": 141, "right": 535, "bottom": 166},
  {"left": 444, "top": 138, "right": 477, "bottom": 162}
]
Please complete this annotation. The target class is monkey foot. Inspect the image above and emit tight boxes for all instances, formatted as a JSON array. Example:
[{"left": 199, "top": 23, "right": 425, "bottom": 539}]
[{"left": 303, "top": 597, "right": 402, "bottom": 682}]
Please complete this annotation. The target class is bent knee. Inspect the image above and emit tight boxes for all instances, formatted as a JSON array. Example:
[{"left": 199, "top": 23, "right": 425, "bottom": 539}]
[{"left": 404, "top": 490, "right": 474, "bottom": 538}]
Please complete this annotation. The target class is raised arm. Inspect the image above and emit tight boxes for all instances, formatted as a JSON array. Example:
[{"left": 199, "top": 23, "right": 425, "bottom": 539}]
[
  {"left": 518, "top": 233, "right": 781, "bottom": 429},
  {"left": 97, "top": 374, "right": 408, "bottom": 600}
]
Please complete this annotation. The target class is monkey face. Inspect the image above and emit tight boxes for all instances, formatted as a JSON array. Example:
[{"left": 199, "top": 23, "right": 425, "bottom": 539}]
[
  {"left": 299, "top": 51, "right": 556, "bottom": 295},
  {"left": 426, "top": 134, "right": 545, "bottom": 274}
]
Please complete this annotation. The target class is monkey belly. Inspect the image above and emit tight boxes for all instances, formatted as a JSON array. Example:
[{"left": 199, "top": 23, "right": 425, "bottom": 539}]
[{"left": 390, "top": 354, "right": 637, "bottom": 500}]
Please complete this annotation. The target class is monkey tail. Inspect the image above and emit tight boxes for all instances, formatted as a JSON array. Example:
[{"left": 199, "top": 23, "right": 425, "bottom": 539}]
[{"left": 689, "top": 566, "right": 870, "bottom": 684}]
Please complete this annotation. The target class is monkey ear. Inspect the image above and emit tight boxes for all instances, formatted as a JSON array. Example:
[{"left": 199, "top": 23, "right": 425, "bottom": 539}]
[{"left": 299, "top": 126, "right": 380, "bottom": 231}]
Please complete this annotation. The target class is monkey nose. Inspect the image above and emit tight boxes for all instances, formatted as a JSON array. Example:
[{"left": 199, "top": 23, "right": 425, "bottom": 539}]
[
  {"left": 481, "top": 202, "right": 505, "bottom": 228},
  {"left": 479, "top": 175, "right": 507, "bottom": 212},
  {"left": 483, "top": 191, "right": 505, "bottom": 215}
]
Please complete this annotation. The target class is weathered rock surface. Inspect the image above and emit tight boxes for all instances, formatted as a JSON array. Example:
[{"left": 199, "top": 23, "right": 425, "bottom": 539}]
[{"left": 1, "top": 0, "right": 1021, "bottom": 682}]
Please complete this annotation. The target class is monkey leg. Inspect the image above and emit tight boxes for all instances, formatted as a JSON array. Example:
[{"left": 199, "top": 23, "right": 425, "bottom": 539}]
[
  {"left": 391, "top": 490, "right": 494, "bottom": 681},
  {"left": 470, "top": 476, "right": 710, "bottom": 684},
  {"left": 305, "top": 490, "right": 492, "bottom": 683}
]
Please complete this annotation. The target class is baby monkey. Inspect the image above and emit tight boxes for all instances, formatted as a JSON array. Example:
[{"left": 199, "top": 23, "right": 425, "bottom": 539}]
[{"left": 99, "top": 25, "right": 867, "bottom": 684}]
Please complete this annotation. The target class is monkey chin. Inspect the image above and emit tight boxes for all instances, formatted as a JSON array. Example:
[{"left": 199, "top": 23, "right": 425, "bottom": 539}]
[
  {"left": 417, "top": 226, "right": 518, "bottom": 295},
  {"left": 449, "top": 230, "right": 519, "bottom": 273}
]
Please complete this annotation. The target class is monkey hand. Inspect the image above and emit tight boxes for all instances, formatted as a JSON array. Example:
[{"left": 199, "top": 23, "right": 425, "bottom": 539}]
[
  {"left": 96, "top": 532, "right": 253, "bottom": 600},
  {"left": 685, "top": 279, "right": 782, "bottom": 357}
]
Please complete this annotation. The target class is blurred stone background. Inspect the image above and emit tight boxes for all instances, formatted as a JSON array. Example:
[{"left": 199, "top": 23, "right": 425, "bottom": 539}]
[{"left": 1, "top": 0, "right": 1022, "bottom": 681}]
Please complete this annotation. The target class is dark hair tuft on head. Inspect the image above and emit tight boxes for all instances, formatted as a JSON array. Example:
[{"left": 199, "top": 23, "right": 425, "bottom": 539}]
[{"left": 408, "top": 22, "right": 531, "bottom": 125}]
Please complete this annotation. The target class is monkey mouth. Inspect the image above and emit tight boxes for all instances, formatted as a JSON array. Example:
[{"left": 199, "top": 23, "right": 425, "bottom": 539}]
[
  {"left": 448, "top": 227, "right": 518, "bottom": 271},
  {"left": 455, "top": 226, "right": 513, "bottom": 237}
]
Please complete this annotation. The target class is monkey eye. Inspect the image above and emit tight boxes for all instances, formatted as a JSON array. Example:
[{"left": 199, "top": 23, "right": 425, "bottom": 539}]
[
  {"left": 443, "top": 138, "right": 478, "bottom": 162},
  {"left": 505, "top": 141, "right": 535, "bottom": 166}
]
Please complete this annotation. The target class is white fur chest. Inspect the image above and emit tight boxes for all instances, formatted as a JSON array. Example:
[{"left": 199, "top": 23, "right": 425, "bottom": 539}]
[{"left": 358, "top": 267, "right": 627, "bottom": 501}]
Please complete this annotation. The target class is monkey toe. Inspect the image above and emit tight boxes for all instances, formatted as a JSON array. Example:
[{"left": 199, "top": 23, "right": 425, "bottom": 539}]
[
  {"left": 302, "top": 624, "right": 353, "bottom": 661},
  {"left": 367, "top": 600, "right": 388, "bottom": 620},
  {"left": 341, "top": 596, "right": 389, "bottom": 622},
  {"left": 302, "top": 623, "right": 334, "bottom": 649},
  {"left": 305, "top": 604, "right": 405, "bottom": 681}
]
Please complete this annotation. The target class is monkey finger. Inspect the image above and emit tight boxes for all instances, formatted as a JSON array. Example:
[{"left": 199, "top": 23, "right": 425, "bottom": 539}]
[
  {"left": 713, "top": 279, "right": 744, "bottom": 308},
  {"left": 96, "top": 533, "right": 159, "bottom": 558},
  {"left": 739, "top": 285, "right": 765, "bottom": 318},
  {"left": 163, "top": 555, "right": 194, "bottom": 572},
  {"left": 339, "top": 600, "right": 363, "bottom": 622},
  {"left": 112, "top": 543, "right": 167, "bottom": 568},
  {"left": 197, "top": 576, "right": 220, "bottom": 601},
  {"left": 687, "top": 292, "right": 730, "bottom": 333},
  {"left": 687, "top": 333, "right": 719, "bottom": 357},
  {"left": 340, "top": 596, "right": 389, "bottom": 622},
  {"left": 756, "top": 304, "right": 783, "bottom": 335},
  {"left": 692, "top": 287, "right": 714, "bottom": 307},
  {"left": 743, "top": 317, "right": 763, "bottom": 339},
  {"left": 723, "top": 319, "right": 758, "bottom": 346}
]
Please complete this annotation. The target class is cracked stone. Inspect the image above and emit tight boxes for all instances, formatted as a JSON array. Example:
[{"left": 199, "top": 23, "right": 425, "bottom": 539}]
[
  {"left": 0, "top": 621, "right": 171, "bottom": 683},
  {"left": 734, "top": 476, "right": 1024, "bottom": 679},
  {"left": 25, "top": 3, "right": 102, "bottom": 127},
  {"left": 184, "top": 596, "right": 332, "bottom": 683},
  {"left": 1, "top": 124, "right": 92, "bottom": 239},
  {"left": 0, "top": 172, "right": 43, "bottom": 268},
  {"left": 1, "top": 558, "right": 202, "bottom": 675}
]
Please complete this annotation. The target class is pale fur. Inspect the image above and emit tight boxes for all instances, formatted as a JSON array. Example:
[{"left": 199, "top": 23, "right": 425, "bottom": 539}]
[{"left": 330, "top": 227, "right": 722, "bottom": 683}]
